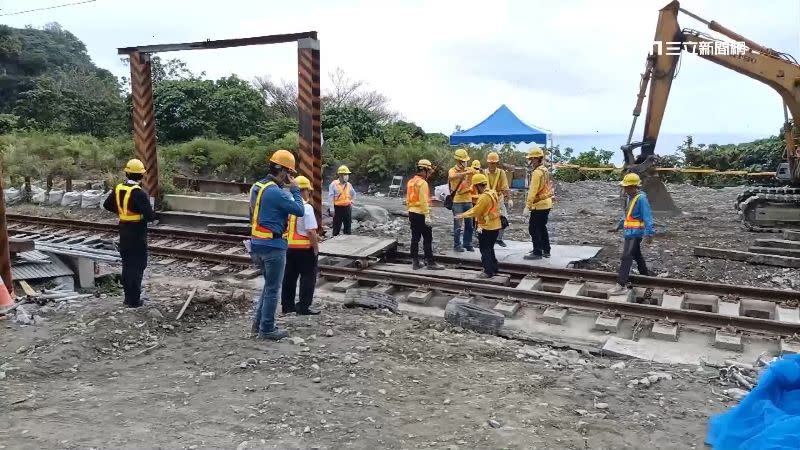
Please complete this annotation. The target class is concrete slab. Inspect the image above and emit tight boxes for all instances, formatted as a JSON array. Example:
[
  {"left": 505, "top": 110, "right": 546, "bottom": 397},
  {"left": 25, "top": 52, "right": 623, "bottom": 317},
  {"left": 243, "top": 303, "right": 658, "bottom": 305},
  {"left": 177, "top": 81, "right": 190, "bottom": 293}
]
[
  {"left": 561, "top": 281, "right": 587, "bottom": 297},
  {"left": 718, "top": 300, "right": 741, "bottom": 317},
  {"left": 209, "top": 265, "right": 229, "bottom": 276},
  {"left": 371, "top": 284, "right": 396, "bottom": 295},
  {"left": 651, "top": 321, "right": 679, "bottom": 342},
  {"left": 785, "top": 230, "right": 800, "bottom": 241},
  {"left": 158, "top": 211, "right": 248, "bottom": 228},
  {"left": 319, "top": 235, "right": 397, "bottom": 259},
  {"left": 594, "top": 315, "right": 621, "bottom": 333},
  {"left": 374, "top": 263, "right": 510, "bottom": 286},
  {"left": 406, "top": 290, "right": 433, "bottom": 305},
  {"left": 661, "top": 293, "right": 685, "bottom": 310},
  {"left": 157, "top": 258, "right": 177, "bottom": 266},
  {"left": 607, "top": 289, "right": 633, "bottom": 304},
  {"left": 780, "top": 339, "right": 800, "bottom": 355},
  {"left": 236, "top": 267, "right": 262, "bottom": 279},
  {"left": 541, "top": 307, "right": 568, "bottom": 324},
  {"left": 164, "top": 194, "right": 250, "bottom": 217},
  {"left": 714, "top": 331, "right": 743, "bottom": 352},
  {"left": 515, "top": 276, "right": 543, "bottom": 291},
  {"left": 62, "top": 255, "right": 95, "bottom": 289},
  {"left": 440, "top": 240, "right": 601, "bottom": 269},
  {"left": 685, "top": 294, "right": 718, "bottom": 313},
  {"left": 775, "top": 305, "right": 800, "bottom": 323},
  {"left": 493, "top": 301, "right": 520, "bottom": 318},
  {"left": 332, "top": 278, "right": 358, "bottom": 293}
]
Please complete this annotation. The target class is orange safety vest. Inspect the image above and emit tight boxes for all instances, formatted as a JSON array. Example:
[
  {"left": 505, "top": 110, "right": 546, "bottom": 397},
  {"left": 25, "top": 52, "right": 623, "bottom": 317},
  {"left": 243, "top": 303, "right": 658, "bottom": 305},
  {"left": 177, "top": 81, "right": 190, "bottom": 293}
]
[
  {"left": 250, "top": 181, "right": 277, "bottom": 239},
  {"left": 624, "top": 193, "right": 644, "bottom": 230},
  {"left": 450, "top": 167, "right": 472, "bottom": 196},
  {"left": 115, "top": 183, "right": 143, "bottom": 222},
  {"left": 478, "top": 191, "right": 501, "bottom": 227},
  {"left": 283, "top": 202, "right": 312, "bottom": 249},
  {"left": 333, "top": 181, "right": 352, "bottom": 207},
  {"left": 405, "top": 176, "right": 427, "bottom": 207},
  {"left": 532, "top": 167, "right": 554, "bottom": 203}
]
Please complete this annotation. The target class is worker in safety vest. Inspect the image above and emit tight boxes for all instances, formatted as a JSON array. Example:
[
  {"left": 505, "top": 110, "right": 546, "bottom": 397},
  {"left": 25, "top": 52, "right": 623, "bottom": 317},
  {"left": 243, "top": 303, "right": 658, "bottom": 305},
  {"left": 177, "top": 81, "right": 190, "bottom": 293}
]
[
  {"left": 607, "top": 173, "right": 654, "bottom": 295},
  {"left": 406, "top": 159, "right": 444, "bottom": 271},
  {"left": 523, "top": 147, "right": 554, "bottom": 260},
  {"left": 249, "top": 149, "right": 305, "bottom": 341},
  {"left": 456, "top": 173, "right": 502, "bottom": 278},
  {"left": 328, "top": 165, "right": 356, "bottom": 236},
  {"left": 280, "top": 176, "right": 321, "bottom": 315},
  {"left": 448, "top": 149, "right": 475, "bottom": 252},
  {"left": 485, "top": 152, "right": 512, "bottom": 247},
  {"left": 102, "top": 159, "right": 156, "bottom": 308}
]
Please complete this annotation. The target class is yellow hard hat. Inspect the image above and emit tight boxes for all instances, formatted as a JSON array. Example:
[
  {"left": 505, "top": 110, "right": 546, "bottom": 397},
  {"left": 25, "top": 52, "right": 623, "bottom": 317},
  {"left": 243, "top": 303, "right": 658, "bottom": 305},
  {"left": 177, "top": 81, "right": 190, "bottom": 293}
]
[
  {"left": 124, "top": 158, "right": 146, "bottom": 174},
  {"left": 454, "top": 148, "right": 470, "bottom": 162},
  {"left": 487, "top": 152, "right": 500, "bottom": 163},
  {"left": 620, "top": 173, "right": 642, "bottom": 187},
  {"left": 471, "top": 173, "right": 488, "bottom": 187},
  {"left": 269, "top": 149, "right": 297, "bottom": 173},
  {"left": 471, "top": 160, "right": 481, "bottom": 169},
  {"left": 295, "top": 175, "right": 312, "bottom": 190},
  {"left": 417, "top": 159, "right": 432, "bottom": 170},
  {"left": 337, "top": 165, "right": 351, "bottom": 175},
  {"left": 526, "top": 147, "right": 545, "bottom": 159}
]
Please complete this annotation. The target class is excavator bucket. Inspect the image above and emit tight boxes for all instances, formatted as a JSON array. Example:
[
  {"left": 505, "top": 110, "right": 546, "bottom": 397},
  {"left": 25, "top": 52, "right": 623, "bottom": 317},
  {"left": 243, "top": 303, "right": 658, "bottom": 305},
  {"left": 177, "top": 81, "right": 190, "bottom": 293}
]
[{"left": 641, "top": 175, "right": 681, "bottom": 217}]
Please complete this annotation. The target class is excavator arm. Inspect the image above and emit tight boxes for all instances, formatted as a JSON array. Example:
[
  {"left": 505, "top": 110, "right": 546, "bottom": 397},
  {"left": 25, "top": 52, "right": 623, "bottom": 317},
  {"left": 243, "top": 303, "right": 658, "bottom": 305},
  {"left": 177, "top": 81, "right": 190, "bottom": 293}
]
[{"left": 623, "top": 0, "right": 800, "bottom": 221}]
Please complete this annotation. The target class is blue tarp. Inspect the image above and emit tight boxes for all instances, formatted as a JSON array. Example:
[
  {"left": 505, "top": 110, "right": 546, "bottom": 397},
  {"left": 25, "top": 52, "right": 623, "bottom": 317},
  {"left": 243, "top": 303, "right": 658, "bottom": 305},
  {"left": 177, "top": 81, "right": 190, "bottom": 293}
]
[
  {"left": 706, "top": 354, "right": 800, "bottom": 449},
  {"left": 449, "top": 104, "right": 549, "bottom": 145}
]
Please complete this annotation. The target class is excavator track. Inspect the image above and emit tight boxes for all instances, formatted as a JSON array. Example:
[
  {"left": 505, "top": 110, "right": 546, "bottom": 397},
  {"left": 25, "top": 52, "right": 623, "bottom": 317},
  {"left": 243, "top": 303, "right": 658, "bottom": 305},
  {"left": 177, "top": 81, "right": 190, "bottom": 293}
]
[{"left": 735, "top": 187, "right": 800, "bottom": 232}]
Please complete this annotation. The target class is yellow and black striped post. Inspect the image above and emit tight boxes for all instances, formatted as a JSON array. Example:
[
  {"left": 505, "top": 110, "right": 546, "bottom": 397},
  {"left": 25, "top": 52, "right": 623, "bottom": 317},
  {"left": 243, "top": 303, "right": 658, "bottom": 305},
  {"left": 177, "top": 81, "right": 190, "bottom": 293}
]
[
  {"left": 128, "top": 51, "right": 159, "bottom": 202},
  {"left": 297, "top": 38, "right": 322, "bottom": 229}
]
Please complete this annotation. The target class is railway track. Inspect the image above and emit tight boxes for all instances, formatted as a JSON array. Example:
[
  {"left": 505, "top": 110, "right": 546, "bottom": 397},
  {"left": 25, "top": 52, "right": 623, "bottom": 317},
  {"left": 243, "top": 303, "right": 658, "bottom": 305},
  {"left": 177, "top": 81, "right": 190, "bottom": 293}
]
[{"left": 7, "top": 214, "right": 800, "bottom": 342}]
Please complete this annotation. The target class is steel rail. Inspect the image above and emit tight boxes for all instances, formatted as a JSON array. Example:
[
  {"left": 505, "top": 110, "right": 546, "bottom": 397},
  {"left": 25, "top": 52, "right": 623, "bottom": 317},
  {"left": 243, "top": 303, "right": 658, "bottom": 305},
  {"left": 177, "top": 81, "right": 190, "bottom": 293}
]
[
  {"left": 319, "top": 265, "right": 800, "bottom": 336},
  {"left": 393, "top": 251, "right": 799, "bottom": 303}
]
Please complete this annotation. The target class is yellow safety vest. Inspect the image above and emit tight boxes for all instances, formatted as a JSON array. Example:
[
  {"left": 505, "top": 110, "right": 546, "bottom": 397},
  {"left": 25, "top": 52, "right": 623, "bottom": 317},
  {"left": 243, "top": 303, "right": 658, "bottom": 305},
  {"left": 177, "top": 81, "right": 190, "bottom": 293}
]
[
  {"left": 479, "top": 190, "right": 501, "bottom": 228},
  {"left": 115, "top": 183, "right": 143, "bottom": 222},
  {"left": 250, "top": 181, "right": 277, "bottom": 239},
  {"left": 624, "top": 194, "right": 644, "bottom": 230},
  {"left": 283, "top": 202, "right": 312, "bottom": 249},
  {"left": 532, "top": 167, "right": 554, "bottom": 203}
]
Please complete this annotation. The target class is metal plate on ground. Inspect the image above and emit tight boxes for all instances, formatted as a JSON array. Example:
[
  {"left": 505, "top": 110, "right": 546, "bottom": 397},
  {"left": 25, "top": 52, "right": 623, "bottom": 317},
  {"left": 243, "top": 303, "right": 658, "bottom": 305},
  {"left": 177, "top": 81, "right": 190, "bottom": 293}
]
[
  {"left": 441, "top": 240, "right": 601, "bottom": 269},
  {"left": 319, "top": 235, "right": 397, "bottom": 259}
]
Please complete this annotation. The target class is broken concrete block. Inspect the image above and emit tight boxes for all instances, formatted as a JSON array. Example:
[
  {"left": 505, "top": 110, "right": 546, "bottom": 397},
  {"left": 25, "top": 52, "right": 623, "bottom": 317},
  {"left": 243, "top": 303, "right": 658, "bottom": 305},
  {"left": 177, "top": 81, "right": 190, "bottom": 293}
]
[
  {"left": 332, "top": 278, "right": 358, "bottom": 293},
  {"left": 560, "top": 282, "right": 587, "bottom": 297},
  {"left": 515, "top": 276, "right": 543, "bottom": 291},
  {"left": 371, "top": 284, "right": 396, "bottom": 296},
  {"left": 718, "top": 300, "right": 741, "bottom": 317},
  {"left": 157, "top": 258, "right": 177, "bottom": 266},
  {"left": 607, "top": 290, "right": 633, "bottom": 304},
  {"left": 780, "top": 339, "right": 800, "bottom": 355},
  {"left": 209, "top": 265, "right": 229, "bottom": 276},
  {"left": 406, "top": 290, "right": 433, "bottom": 305},
  {"left": 493, "top": 301, "right": 520, "bottom": 318},
  {"left": 775, "top": 305, "right": 800, "bottom": 323},
  {"left": 661, "top": 293, "right": 684, "bottom": 310},
  {"left": 594, "top": 315, "right": 621, "bottom": 333},
  {"left": 714, "top": 330, "right": 743, "bottom": 352},
  {"left": 236, "top": 267, "right": 262, "bottom": 279},
  {"left": 650, "top": 321, "right": 678, "bottom": 342},
  {"left": 541, "top": 307, "right": 568, "bottom": 325}
]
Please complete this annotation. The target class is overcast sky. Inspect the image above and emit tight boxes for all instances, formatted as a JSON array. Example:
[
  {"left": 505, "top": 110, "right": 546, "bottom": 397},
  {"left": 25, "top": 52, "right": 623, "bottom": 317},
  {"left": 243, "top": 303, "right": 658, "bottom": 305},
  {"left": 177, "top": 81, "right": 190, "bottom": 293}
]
[{"left": 3, "top": 0, "right": 799, "bottom": 136}]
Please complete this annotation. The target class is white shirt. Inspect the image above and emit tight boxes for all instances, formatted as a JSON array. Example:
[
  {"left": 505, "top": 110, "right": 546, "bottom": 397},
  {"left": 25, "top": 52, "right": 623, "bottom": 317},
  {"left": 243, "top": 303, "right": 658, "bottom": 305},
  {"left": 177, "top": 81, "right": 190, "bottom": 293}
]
[{"left": 294, "top": 203, "right": 318, "bottom": 237}]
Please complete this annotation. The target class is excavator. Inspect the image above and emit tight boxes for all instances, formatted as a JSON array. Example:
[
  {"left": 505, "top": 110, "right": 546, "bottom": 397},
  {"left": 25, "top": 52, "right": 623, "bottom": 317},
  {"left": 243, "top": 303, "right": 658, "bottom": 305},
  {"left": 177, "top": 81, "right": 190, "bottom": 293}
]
[{"left": 621, "top": 0, "right": 800, "bottom": 230}]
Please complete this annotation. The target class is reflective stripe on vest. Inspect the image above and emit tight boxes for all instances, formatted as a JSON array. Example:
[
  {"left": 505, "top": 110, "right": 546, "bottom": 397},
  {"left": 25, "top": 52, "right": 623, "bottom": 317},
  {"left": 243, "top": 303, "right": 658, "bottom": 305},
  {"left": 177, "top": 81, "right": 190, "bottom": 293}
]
[
  {"left": 250, "top": 181, "right": 277, "bottom": 239},
  {"left": 334, "top": 181, "right": 352, "bottom": 206},
  {"left": 480, "top": 191, "right": 500, "bottom": 226},
  {"left": 283, "top": 202, "right": 312, "bottom": 249},
  {"left": 115, "top": 183, "right": 143, "bottom": 222},
  {"left": 405, "top": 176, "right": 426, "bottom": 207},
  {"left": 624, "top": 193, "right": 644, "bottom": 229},
  {"left": 533, "top": 167, "right": 554, "bottom": 202},
  {"left": 488, "top": 168, "right": 505, "bottom": 192}
]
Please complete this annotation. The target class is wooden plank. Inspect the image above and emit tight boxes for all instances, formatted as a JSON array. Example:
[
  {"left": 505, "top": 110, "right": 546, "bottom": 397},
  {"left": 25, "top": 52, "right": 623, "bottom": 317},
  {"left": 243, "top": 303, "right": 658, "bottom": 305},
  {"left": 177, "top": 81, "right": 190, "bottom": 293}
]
[
  {"left": 371, "top": 262, "right": 511, "bottom": 286},
  {"left": 175, "top": 288, "right": 198, "bottom": 320},
  {"left": 18, "top": 280, "right": 37, "bottom": 297},
  {"left": 319, "top": 235, "right": 397, "bottom": 259},
  {"left": 753, "top": 239, "right": 800, "bottom": 250},
  {"left": 168, "top": 241, "right": 194, "bottom": 250},
  {"left": 749, "top": 246, "right": 800, "bottom": 258},
  {"left": 694, "top": 246, "right": 800, "bottom": 268},
  {"left": 9, "top": 237, "right": 34, "bottom": 253}
]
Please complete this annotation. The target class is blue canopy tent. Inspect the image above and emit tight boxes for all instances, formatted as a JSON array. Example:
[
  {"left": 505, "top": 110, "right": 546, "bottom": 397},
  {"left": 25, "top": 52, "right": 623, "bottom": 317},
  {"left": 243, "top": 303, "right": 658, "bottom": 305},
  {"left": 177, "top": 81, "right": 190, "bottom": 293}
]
[{"left": 449, "top": 104, "right": 549, "bottom": 145}]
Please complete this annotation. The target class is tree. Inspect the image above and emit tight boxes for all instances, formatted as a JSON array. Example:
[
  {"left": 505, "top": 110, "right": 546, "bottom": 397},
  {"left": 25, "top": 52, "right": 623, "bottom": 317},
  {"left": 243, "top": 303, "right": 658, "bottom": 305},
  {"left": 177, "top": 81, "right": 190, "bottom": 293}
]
[
  {"left": 254, "top": 76, "right": 298, "bottom": 119},
  {"left": 150, "top": 56, "right": 203, "bottom": 83},
  {"left": 324, "top": 67, "right": 394, "bottom": 121},
  {"left": 322, "top": 106, "right": 382, "bottom": 143},
  {"left": 569, "top": 147, "right": 614, "bottom": 167}
]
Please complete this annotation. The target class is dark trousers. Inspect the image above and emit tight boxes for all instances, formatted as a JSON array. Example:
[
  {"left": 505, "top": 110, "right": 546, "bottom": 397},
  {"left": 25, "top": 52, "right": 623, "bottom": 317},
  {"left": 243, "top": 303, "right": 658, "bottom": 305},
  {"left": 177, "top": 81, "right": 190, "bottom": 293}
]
[
  {"left": 617, "top": 237, "right": 648, "bottom": 286},
  {"left": 281, "top": 248, "right": 318, "bottom": 313},
  {"left": 478, "top": 229, "right": 499, "bottom": 276},
  {"left": 333, "top": 205, "right": 352, "bottom": 236},
  {"left": 409, "top": 212, "right": 434, "bottom": 261},
  {"left": 528, "top": 209, "right": 551, "bottom": 255},
  {"left": 119, "top": 243, "right": 147, "bottom": 307}
]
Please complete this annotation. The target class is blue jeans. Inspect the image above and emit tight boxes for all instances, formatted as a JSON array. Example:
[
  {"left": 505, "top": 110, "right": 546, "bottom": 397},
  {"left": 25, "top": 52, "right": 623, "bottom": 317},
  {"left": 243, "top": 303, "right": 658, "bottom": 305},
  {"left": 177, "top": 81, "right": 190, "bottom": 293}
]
[
  {"left": 252, "top": 246, "right": 286, "bottom": 334},
  {"left": 452, "top": 202, "right": 474, "bottom": 249}
]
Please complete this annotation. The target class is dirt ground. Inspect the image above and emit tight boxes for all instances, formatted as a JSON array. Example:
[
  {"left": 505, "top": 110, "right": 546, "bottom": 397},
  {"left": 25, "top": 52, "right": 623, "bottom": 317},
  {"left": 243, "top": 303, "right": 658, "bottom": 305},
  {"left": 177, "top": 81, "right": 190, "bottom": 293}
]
[{"left": 2, "top": 181, "right": 794, "bottom": 449}]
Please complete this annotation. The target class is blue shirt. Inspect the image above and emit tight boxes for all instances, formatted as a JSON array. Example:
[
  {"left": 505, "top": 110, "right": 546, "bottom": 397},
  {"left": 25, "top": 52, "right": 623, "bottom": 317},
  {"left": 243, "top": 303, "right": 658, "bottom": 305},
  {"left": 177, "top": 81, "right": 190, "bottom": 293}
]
[
  {"left": 617, "top": 191, "right": 655, "bottom": 239},
  {"left": 249, "top": 177, "right": 305, "bottom": 251}
]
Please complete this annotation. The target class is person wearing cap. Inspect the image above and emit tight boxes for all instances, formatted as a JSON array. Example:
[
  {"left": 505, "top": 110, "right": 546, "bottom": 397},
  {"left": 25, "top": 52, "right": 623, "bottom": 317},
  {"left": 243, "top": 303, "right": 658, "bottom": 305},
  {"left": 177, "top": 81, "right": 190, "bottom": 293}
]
[
  {"left": 523, "top": 147, "right": 554, "bottom": 260},
  {"left": 329, "top": 165, "right": 356, "bottom": 236},
  {"left": 406, "top": 159, "right": 444, "bottom": 271},
  {"left": 448, "top": 148, "right": 475, "bottom": 252},
  {"left": 607, "top": 173, "right": 654, "bottom": 295},
  {"left": 249, "top": 149, "right": 305, "bottom": 341},
  {"left": 281, "top": 175, "right": 321, "bottom": 316},
  {"left": 485, "top": 152, "right": 511, "bottom": 247},
  {"left": 103, "top": 158, "right": 157, "bottom": 308},
  {"left": 456, "top": 173, "right": 502, "bottom": 278}
]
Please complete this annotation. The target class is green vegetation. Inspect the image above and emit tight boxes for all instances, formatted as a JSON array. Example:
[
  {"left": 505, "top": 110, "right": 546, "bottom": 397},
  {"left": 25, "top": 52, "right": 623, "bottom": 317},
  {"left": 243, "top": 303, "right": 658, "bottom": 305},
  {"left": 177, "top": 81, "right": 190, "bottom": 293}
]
[{"left": 0, "top": 24, "right": 787, "bottom": 193}]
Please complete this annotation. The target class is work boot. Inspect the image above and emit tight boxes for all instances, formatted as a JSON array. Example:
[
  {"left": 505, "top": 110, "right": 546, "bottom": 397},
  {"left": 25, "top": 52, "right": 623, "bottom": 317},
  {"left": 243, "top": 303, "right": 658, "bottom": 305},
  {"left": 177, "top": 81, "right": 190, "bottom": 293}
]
[
  {"left": 477, "top": 272, "right": 493, "bottom": 279},
  {"left": 543, "top": 252, "right": 551, "bottom": 258},
  {"left": 607, "top": 284, "right": 628, "bottom": 296},
  {"left": 496, "top": 240, "right": 507, "bottom": 247},
  {"left": 464, "top": 247, "right": 475, "bottom": 252},
  {"left": 258, "top": 328, "right": 289, "bottom": 341},
  {"left": 425, "top": 260, "right": 445, "bottom": 270},
  {"left": 412, "top": 259, "right": 424, "bottom": 270},
  {"left": 454, "top": 246, "right": 465, "bottom": 253},
  {"left": 523, "top": 253, "right": 542, "bottom": 260}
]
